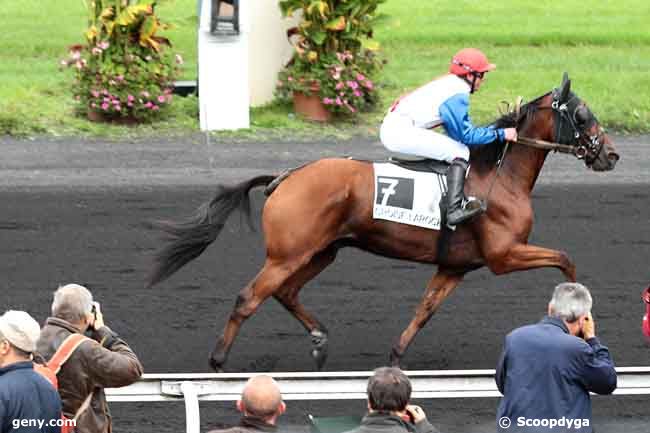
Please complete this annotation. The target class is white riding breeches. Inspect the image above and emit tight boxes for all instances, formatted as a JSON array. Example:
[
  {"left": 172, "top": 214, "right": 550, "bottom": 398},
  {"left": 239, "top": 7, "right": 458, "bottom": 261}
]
[{"left": 380, "top": 111, "right": 470, "bottom": 162}]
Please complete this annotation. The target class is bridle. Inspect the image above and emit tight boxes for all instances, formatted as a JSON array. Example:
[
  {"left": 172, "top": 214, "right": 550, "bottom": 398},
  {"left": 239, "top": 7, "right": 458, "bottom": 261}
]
[{"left": 517, "top": 91, "right": 605, "bottom": 165}]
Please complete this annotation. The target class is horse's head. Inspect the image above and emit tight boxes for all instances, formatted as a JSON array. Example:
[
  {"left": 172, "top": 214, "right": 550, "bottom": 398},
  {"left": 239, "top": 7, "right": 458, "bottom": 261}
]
[{"left": 547, "top": 73, "right": 619, "bottom": 171}]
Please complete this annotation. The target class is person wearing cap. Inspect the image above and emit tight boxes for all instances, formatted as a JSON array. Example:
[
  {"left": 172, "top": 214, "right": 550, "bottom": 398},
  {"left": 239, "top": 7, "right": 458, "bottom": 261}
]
[
  {"left": 495, "top": 283, "right": 617, "bottom": 433},
  {"left": 380, "top": 48, "right": 518, "bottom": 226},
  {"left": 206, "top": 375, "right": 286, "bottom": 433},
  {"left": 0, "top": 310, "right": 62, "bottom": 433},
  {"left": 36, "top": 284, "right": 143, "bottom": 433}
]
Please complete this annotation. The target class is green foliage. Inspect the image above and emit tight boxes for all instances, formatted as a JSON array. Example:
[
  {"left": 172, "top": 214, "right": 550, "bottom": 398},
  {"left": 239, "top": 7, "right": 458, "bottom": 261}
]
[
  {"left": 61, "top": 0, "right": 182, "bottom": 121},
  {"left": 277, "top": 0, "right": 385, "bottom": 116},
  {"left": 279, "top": 0, "right": 385, "bottom": 55}
]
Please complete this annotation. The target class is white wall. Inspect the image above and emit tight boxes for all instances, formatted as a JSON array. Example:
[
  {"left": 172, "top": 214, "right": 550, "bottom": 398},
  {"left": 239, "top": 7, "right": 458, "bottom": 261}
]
[{"left": 248, "top": 0, "right": 297, "bottom": 107}]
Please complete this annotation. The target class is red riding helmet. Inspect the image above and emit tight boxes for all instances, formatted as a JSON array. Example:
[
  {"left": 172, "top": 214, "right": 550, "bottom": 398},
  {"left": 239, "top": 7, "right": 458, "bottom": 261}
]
[{"left": 449, "top": 48, "right": 496, "bottom": 76}]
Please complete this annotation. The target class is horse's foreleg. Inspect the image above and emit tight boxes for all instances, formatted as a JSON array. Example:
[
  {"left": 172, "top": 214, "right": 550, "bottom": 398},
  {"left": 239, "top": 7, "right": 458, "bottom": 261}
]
[
  {"left": 390, "top": 269, "right": 465, "bottom": 367},
  {"left": 209, "top": 260, "right": 297, "bottom": 371},
  {"left": 274, "top": 246, "right": 339, "bottom": 370},
  {"left": 487, "top": 243, "right": 576, "bottom": 282}
]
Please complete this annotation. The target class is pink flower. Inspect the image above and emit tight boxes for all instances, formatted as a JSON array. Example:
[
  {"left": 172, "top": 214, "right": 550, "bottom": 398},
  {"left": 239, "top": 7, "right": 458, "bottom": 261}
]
[
  {"left": 144, "top": 101, "right": 153, "bottom": 108},
  {"left": 91, "top": 47, "right": 102, "bottom": 56},
  {"left": 141, "top": 91, "right": 150, "bottom": 98},
  {"left": 112, "top": 99, "right": 120, "bottom": 105},
  {"left": 116, "top": 75, "right": 124, "bottom": 82},
  {"left": 69, "top": 50, "right": 81, "bottom": 60},
  {"left": 115, "top": 105, "right": 121, "bottom": 111},
  {"left": 347, "top": 81, "right": 359, "bottom": 90},
  {"left": 101, "top": 102, "right": 109, "bottom": 110},
  {"left": 103, "top": 97, "right": 110, "bottom": 103},
  {"left": 127, "top": 102, "right": 133, "bottom": 107},
  {"left": 335, "top": 82, "right": 344, "bottom": 90},
  {"left": 152, "top": 105, "right": 160, "bottom": 111},
  {"left": 98, "top": 41, "right": 110, "bottom": 50},
  {"left": 335, "top": 97, "right": 343, "bottom": 106},
  {"left": 356, "top": 73, "right": 366, "bottom": 81},
  {"left": 102, "top": 89, "right": 109, "bottom": 96},
  {"left": 90, "top": 102, "right": 97, "bottom": 108},
  {"left": 353, "top": 90, "right": 362, "bottom": 97},
  {"left": 157, "top": 95, "right": 166, "bottom": 103},
  {"left": 91, "top": 90, "right": 100, "bottom": 98},
  {"left": 322, "top": 97, "right": 334, "bottom": 105},
  {"left": 287, "top": 76, "right": 294, "bottom": 82},
  {"left": 127, "top": 94, "right": 135, "bottom": 102},
  {"left": 363, "top": 80, "right": 374, "bottom": 90}
]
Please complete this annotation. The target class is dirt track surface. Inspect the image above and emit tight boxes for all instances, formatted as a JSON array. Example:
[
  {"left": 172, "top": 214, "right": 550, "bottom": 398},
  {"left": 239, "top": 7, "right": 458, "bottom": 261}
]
[{"left": 1, "top": 134, "right": 649, "bottom": 432}]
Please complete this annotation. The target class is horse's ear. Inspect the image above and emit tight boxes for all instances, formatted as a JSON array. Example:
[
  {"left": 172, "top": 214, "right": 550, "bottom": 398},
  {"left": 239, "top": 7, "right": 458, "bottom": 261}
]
[{"left": 559, "top": 72, "right": 571, "bottom": 103}]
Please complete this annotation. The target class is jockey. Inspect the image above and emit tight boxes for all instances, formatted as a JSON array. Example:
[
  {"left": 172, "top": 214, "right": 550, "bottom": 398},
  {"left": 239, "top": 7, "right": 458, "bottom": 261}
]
[{"left": 380, "top": 48, "right": 518, "bottom": 226}]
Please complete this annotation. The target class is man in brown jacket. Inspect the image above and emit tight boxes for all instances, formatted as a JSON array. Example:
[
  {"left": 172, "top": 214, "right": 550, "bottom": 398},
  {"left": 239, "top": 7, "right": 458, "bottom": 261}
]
[
  {"left": 206, "top": 375, "right": 286, "bottom": 433},
  {"left": 36, "top": 284, "right": 143, "bottom": 433}
]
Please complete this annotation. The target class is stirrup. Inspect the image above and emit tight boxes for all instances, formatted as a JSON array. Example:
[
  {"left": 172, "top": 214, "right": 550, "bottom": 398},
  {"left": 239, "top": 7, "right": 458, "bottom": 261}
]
[{"left": 464, "top": 196, "right": 487, "bottom": 212}]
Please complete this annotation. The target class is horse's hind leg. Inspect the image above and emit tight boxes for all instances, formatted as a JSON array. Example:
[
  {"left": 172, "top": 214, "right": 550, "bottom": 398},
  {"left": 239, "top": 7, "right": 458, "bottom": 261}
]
[
  {"left": 273, "top": 245, "right": 339, "bottom": 370},
  {"left": 390, "top": 268, "right": 465, "bottom": 367},
  {"left": 209, "top": 259, "right": 300, "bottom": 371}
]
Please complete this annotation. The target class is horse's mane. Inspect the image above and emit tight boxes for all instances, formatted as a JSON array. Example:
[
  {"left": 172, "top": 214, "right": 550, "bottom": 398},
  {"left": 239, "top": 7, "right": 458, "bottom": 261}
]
[{"left": 469, "top": 92, "right": 551, "bottom": 169}]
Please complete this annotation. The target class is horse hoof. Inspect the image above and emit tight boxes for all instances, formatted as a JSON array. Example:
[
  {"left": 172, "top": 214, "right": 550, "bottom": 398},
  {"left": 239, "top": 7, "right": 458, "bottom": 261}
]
[
  {"left": 209, "top": 355, "right": 225, "bottom": 373},
  {"left": 311, "top": 348, "right": 328, "bottom": 371}
]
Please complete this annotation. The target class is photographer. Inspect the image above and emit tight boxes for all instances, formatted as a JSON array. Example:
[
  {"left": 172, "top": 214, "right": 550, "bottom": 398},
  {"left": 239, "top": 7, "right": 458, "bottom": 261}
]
[
  {"left": 36, "top": 284, "right": 143, "bottom": 433},
  {"left": 344, "top": 367, "right": 440, "bottom": 433},
  {"left": 495, "top": 282, "right": 617, "bottom": 433}
]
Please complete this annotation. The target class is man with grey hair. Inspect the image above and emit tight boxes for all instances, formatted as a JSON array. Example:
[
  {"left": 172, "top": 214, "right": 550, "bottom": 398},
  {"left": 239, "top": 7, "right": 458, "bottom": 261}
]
[
  {"left": 36, "top": 284, "right": 143, "bottom": 433},
  {"left": 206, "top": 375, "right": 286, "bottom": 433},
  {"left": 0, "top": 310, "right": 62, "bottom": 433},
  {"left": 495, "top": 282, "right": 617, "bottom": 433},
  {"left": 343, "top": 367, "right": 440, "bottom": 433}
]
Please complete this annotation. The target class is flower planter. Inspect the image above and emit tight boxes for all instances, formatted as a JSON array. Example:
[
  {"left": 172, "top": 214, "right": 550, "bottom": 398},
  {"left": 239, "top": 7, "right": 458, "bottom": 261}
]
[
  {"left": 293, "top": 83, "right": 332, "bottom": 122},
  {"left": 87, "top": 110, "right": 140, "bottom": 126}
]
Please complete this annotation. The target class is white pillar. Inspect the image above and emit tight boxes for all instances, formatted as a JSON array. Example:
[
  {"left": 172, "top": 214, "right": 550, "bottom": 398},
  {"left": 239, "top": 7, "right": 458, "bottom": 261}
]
[{"left": 198, "top": 0, "right": 250, "bottom": 131}]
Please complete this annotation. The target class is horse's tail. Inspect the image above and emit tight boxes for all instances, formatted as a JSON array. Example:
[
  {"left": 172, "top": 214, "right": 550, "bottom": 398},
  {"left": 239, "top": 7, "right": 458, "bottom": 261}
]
[{"left": 147, "top": 175, "right": 276, "bottom": 287}]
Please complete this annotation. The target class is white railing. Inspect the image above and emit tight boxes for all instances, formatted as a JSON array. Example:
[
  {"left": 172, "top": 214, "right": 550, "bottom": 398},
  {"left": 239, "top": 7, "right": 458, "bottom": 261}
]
[{"left": 105, "top": 367, "right": 650, "bottom": 433}]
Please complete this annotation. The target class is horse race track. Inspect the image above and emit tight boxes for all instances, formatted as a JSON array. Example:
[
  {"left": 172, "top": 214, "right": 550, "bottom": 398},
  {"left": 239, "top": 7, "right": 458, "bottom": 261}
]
[{"left": 1, "top": 135, "right": 649, "bottom": 432}]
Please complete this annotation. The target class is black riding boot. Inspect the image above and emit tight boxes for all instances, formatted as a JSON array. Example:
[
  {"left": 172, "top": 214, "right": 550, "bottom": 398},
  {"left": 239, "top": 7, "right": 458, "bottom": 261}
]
[{"left": 446, "top": 158, "right": 484, "bottom": 226}]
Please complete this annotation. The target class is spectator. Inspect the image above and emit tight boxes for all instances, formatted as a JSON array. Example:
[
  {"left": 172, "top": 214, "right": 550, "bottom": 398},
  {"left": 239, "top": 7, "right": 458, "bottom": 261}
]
[
  {"left": 0, "top": 310, "right": 62, "bottom": 433},
  {"left": 496, "top": 282, "right": 617, "bottom": 433},
  {"left": 206, "top": 375, "right": 286, "bottom": 433},
  {"left": 36, "top": 284, "right": 143, "bottom": 433},
  {"left": 343, "top": 367, "right": 440, "bottom": 433}
]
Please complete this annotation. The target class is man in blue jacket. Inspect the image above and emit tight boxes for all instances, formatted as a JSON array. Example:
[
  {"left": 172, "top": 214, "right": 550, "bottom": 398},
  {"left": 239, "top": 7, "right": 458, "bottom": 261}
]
[
  {"left": 495, "top": 283, "right": 617, "bottom": 433},
  {"left": 380, "top": 48, "right": 518, "bottom": 226},
  {"left": 0, "top": 310, "right": 62, "bottom": 433}
]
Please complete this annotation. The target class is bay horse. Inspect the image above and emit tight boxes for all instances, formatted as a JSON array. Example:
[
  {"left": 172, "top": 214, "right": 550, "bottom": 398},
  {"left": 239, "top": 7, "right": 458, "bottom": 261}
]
[{"left": 148, "top": 74, "right": 619, "bottom": 371}]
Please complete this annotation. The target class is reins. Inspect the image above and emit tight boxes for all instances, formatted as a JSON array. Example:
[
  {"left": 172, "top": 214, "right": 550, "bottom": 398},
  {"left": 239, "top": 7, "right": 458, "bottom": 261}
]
[{"left": 516, "top": 136, "right": 581, "bottom": 156}]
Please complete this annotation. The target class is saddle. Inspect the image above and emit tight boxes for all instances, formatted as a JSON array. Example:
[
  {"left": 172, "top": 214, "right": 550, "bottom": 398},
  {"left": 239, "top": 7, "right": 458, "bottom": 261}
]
[{"left": 387, "top": 156, "right": 450, "bottom": 175}]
